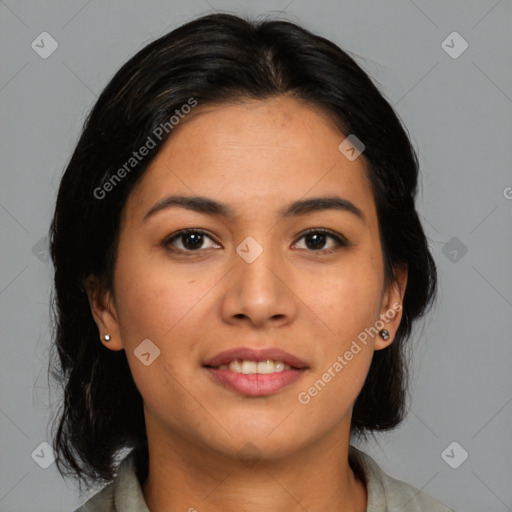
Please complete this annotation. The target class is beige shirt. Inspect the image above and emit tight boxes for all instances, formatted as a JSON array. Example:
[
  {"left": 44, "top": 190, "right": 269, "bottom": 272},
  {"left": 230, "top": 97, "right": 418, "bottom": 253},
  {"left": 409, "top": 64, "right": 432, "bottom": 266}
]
[{"left": 74, "top": 446, "right": 453, "bottom": 511}]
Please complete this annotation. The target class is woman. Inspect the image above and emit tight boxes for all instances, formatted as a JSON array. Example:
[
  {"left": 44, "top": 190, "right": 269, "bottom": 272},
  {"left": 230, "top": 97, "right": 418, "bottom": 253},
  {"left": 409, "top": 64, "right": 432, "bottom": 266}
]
[{"left": 49, "top": 12, "right": 452, "bottom": 511}]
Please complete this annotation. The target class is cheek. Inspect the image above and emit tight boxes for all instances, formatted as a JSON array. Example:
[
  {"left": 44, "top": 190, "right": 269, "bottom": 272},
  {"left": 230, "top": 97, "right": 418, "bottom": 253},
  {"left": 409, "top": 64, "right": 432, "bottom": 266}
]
[
  {"left": 113, "top": 244, "right": 211, "bottom": 345},
  {"left": 306, "top": 252, "right": 384, "bottom": 337},
  {"left": 293, "top": 252, "right": 383, "bottom": 407},
  {"left": 112, "top": 257, "right": 205, "bottom": 421},
  {"left": 111, "top": 246, "right": 217, "bottom": 400}
]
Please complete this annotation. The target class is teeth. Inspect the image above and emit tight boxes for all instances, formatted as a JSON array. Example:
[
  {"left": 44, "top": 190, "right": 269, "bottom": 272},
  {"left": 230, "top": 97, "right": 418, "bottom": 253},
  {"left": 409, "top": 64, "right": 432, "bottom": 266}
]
[
  {"left": 257, "top": 360, "right": 282, "bottom": 374},
  {"left": 241, "top": 360, "right": 257, "bottom": 374},
  {"left": 219, "top": 360, "right": 291, "bottom": 374}
]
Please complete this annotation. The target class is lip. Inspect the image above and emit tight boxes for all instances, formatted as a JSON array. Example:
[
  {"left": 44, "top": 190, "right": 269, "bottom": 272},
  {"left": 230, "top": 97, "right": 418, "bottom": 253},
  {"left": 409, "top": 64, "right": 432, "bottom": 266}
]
[
  {"left": 204, "top": 366, "right": 307, "bottom": 396},
  {"left": 202, "top": 346, "right": 309, "bottom": 369},
  {"left": 202, "top": 346, "right": 309, "bottom": 397}
]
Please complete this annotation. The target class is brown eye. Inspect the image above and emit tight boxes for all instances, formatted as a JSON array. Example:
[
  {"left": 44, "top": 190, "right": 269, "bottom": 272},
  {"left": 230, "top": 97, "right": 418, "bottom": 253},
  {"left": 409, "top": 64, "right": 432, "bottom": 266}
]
[
  {"left": 294, "top": 229, "right": 349, "bottom": 253},
  {"left": 163, "top": 229, "right": 219, "bottom": 252}
]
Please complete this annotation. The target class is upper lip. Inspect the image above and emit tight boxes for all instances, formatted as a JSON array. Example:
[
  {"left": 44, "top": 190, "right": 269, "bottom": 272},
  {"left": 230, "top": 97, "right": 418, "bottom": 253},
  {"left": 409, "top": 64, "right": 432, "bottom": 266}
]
[{"left": 203, "top": 347, "right": 309, "bottom": 369}]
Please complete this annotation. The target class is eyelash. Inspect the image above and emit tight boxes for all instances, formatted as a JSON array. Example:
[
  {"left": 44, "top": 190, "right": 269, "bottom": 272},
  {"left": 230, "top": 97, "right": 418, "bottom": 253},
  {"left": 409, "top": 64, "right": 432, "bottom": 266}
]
[{"left": 162, "top": 228, "right": 350, "bottom": 255}]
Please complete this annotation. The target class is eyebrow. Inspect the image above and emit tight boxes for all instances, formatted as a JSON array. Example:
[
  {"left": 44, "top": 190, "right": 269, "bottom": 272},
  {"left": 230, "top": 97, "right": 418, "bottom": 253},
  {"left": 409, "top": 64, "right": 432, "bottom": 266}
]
[{"left": 143, "top": 194, "right": 365, "bottom": 223}]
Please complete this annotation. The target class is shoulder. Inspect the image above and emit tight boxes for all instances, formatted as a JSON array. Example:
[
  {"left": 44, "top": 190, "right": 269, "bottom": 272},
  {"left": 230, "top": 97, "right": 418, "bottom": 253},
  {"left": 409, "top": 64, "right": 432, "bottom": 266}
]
[
  {"left": 73, "top": 453, "right": 149, "bottom": 512},
  {"left": 349, "top": 445, "right": 454, "bottom": 512},
  {"left": 73, "top": 483, "right": 115, "bottom": 512}
]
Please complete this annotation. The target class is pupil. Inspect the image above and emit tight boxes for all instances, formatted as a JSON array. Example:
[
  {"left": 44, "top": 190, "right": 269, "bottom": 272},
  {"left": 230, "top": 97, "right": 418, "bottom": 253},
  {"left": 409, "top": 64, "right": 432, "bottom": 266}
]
[
  {"left": 307, "top": 233, "right": 326, "bottom": 250},
  {"left": 183, "top": 233, "right": 203, "bottom": 250}
]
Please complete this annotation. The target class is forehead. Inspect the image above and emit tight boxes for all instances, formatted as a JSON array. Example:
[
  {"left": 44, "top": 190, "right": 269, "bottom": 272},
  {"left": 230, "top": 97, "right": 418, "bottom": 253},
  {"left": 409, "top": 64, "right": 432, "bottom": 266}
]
[{"left": 122, "top": 96, "right": 377, "bottom": 226}]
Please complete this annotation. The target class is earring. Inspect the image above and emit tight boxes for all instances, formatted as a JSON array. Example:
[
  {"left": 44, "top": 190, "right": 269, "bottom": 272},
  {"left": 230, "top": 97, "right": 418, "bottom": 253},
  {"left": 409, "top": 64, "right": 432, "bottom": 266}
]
[
  {"left": 103, "top": 334, "right": 111, "bottom": 342},
  {"left": 379, "top": 329, "right": 390, "bottom": 341}
]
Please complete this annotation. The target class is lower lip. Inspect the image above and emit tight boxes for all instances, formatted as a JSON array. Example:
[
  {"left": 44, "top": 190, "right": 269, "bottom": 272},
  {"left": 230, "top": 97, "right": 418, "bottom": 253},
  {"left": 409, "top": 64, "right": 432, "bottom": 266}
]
[{"left": 203, "top": 367, "right": 307, "bottom": 396}]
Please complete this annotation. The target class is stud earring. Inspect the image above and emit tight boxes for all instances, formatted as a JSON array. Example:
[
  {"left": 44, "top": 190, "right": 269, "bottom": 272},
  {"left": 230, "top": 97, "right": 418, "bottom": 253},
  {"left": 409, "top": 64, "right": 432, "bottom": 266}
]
[
  {"left": 379, "top": 329, "right": 390, "bottom": 341},
  {"left": 103, "top": 334, "right": 111, "bottom": 342}
]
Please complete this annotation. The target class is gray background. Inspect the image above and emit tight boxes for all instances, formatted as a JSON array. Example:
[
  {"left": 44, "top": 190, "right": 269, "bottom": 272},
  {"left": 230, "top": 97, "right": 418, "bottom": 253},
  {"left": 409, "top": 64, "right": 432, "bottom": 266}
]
[{"left": 1, "top": 0, "right": 511, "bottom": 510}]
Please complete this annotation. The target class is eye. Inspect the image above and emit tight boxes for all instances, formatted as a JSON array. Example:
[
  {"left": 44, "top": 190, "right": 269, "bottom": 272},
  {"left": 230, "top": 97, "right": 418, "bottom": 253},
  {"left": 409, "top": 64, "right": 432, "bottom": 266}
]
[
  {"left": 293, "top": 228, "right": 349, "bottom": 254},
  {"left": 162, "top": 228, "right": 349, "bottom": 255},
  {"left": 162, "top": 229, "right": 220, "bottom": 252}
]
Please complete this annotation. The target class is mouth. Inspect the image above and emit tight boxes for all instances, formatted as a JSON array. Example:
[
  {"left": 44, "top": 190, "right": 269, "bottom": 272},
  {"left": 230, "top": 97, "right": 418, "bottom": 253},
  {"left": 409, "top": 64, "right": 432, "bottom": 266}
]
[{"left": 202, "top": 346, "right": 309, "bottom": 397}]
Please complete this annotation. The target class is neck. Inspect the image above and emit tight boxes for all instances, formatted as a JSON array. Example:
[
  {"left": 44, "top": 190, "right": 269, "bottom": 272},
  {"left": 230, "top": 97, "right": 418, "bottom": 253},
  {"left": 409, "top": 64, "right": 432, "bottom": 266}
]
[{"left": 141, "top": 420, "right": 367, "bottom": 512}]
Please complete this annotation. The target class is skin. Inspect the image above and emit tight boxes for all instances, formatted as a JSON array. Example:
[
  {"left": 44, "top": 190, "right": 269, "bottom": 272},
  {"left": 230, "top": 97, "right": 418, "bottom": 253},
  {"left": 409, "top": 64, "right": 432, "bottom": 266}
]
[{"left": 85, "top": 95, "right": 407, "bottom": 512}]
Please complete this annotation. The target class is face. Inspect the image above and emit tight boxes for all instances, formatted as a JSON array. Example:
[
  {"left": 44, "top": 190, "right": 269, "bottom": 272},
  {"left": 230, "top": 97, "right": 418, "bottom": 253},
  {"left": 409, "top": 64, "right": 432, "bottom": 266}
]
[{"left": 87, "top": 95, "right": 406, "bottom": 462}]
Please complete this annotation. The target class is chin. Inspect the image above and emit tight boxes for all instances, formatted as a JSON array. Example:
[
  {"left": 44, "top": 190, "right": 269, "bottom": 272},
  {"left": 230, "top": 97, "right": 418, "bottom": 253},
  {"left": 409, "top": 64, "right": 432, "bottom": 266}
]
[{"left": 203, "top": 420, "right": 314, "bottom": 462}]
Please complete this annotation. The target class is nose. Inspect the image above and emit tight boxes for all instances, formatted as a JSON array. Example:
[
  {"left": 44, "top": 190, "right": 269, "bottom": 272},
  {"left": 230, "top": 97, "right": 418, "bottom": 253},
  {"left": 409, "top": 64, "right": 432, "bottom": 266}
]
[{"left": 220, "top": 240, "right": 298, "bottom": 328}]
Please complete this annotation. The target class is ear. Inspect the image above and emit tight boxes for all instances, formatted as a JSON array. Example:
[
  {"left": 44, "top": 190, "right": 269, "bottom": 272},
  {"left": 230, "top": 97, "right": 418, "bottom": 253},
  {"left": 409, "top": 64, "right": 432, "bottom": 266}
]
[
  {"left": 82, "top": 275, "right": 124, "bottom": 351},
  {"left": 375, "top": 264, "right": 408, "bottom": 351}
]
